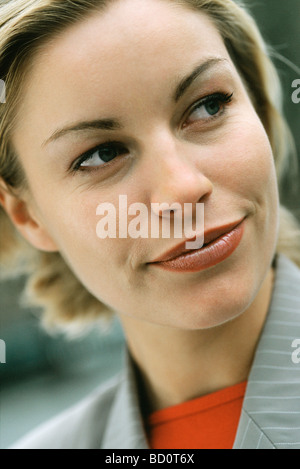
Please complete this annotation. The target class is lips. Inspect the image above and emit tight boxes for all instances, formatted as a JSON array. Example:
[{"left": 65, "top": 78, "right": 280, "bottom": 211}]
[{"left": 149, "top": 217, "right": 245, "bottom": 263}]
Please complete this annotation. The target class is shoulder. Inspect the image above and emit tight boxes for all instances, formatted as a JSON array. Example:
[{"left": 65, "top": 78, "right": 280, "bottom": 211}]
[{"left": 9, "top": 374, "right": 121, "bottom": 449}]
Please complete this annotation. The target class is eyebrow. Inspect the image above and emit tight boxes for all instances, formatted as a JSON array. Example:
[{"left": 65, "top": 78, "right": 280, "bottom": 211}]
[
  {"left": 43, "top": 118, "right": 122, "bottom": 146},
  {"left": 44, "top": 57, "right": 228, "bottom": 146},
  {"left": 174, "top": 57, "right": 228, "bottom": 102}
]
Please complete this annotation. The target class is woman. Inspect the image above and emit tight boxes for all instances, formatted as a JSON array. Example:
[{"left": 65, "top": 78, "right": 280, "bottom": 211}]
[{"left": 1, "top": 0, "right": 300, "bottom": 450}]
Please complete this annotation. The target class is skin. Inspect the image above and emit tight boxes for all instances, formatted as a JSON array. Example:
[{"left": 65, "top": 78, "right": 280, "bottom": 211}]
[{"left": 0, "top": 0, "right": 280, "bottom": 411}]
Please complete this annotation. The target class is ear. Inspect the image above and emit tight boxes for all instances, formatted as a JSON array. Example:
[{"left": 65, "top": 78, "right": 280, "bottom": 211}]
[{"left": 0, "top": 183, "right": 58, "bottom": 253}]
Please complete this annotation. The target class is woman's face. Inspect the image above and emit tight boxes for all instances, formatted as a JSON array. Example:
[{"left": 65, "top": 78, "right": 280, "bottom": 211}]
[{"left": 12, "top": 0, "right": 279, "bottom": 329}]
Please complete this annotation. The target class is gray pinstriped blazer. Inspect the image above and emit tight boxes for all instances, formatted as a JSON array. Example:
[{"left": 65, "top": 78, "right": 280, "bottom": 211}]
[{"left": 10, "top": 254, "right": 300, "bottom": 449}]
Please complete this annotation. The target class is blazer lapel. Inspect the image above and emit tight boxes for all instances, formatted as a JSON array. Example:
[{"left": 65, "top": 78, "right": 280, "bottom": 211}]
[
  {"left": 102, "top": 352, "right": 149, "bottom": 449},
  {"left": 233, "top": 254, "right": 300, "bottom": 449}
]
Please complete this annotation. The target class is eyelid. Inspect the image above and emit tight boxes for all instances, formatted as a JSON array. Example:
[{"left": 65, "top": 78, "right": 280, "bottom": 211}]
[
  {"left": 191, "top": 92, "right": 233, "bottom": 112},
  {"left": 182, "top": 91, "right": 234, "bottom": 126},
  {"left": 70, "top": 140, "right": 124, "bottom": 172}
]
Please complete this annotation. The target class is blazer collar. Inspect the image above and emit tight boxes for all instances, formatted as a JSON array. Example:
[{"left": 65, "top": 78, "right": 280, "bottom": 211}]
[
  {"left": 233, "top": 254, "right": 300, "bottom": 449},
  {"left": 102, "top": 351, "right": 149, "bottom": 449}
]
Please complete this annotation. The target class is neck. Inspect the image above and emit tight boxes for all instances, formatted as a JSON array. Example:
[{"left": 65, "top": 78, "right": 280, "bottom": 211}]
[{"left": 119, "top": 267, "right": 275, "bottom": 414}]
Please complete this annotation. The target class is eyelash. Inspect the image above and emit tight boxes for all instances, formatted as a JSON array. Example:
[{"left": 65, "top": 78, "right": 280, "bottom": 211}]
[
  {"left": 187, "top": 91, "right": 233, "bottom": 124},
  {"left": 71, "top": 141, "right": 127, "bottom": 173},
  {"left": 71, "top": 91, "right": 234, "bottom": 174}
]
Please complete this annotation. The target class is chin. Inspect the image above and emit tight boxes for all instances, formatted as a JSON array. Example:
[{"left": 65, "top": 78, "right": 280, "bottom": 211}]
[{"left": 168, "top": 270, "right": 261, "bottom": 330}]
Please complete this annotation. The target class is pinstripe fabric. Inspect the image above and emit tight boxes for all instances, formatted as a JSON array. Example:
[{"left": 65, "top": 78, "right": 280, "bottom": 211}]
[
  {"left": 233, "top": 411, "right": 275, "bottom": 449},
  {"left": 233, "top": 255, "right": 300, "bottom": 449},
  {"left": 10, "top": 254, "right": 300, "bottom": 449}
]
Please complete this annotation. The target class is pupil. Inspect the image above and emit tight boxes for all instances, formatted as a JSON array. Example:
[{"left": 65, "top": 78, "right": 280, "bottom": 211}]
[
  {"left": 101, "top": 147, "right": 117, "bottom": 162},
  {"left": 205, "top": 100, "right": 220, "bottom": 116}
]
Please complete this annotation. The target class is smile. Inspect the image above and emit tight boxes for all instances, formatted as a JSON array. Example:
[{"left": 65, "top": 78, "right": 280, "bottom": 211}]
[{"left": 148, "top": 217, "right": 246, "bottom": 273}]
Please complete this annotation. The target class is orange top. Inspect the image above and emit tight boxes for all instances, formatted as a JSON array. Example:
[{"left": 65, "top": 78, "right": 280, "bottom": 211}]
[{"left": 147, "top": 381, "right": 247, "bottom": 449}]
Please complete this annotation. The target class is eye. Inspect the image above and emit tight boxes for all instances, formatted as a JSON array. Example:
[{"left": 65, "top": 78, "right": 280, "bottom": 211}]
[
  {"left": 72, "top": 142, "right": 128, "bottom": 172},
  {"left": 185, "top": 92, "right": 233, "bottom": 126}
]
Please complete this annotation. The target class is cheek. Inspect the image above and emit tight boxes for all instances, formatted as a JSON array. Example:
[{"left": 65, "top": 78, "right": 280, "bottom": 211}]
[
  {"left": 38, "top": 191, "right": 135, "bottom": 295},
  {"left": 212, "top": 116, "right": 278, "bottom": 200},
  {"left": 212, "top": 115, "right": 280, "bottom": 262}
]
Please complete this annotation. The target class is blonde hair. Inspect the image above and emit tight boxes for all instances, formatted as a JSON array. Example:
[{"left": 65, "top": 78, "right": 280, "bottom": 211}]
[{"left": 1, "top": 0, "right": 300, "bottom": 333}]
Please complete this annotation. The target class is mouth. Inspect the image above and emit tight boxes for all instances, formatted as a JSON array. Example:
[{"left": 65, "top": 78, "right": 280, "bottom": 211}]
[{"left": 148, "top": 217, "right": 246, "bottom": 273}]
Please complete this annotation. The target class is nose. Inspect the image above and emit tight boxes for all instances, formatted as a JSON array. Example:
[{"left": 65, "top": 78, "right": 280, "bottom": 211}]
[{"left": 148, "top": 134, "right": 213, "bottom": 218}]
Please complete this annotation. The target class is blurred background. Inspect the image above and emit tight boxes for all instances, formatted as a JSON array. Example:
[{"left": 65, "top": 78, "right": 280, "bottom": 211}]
[{"left": 1, "top": 0, "right": 300, "bottom": 449}]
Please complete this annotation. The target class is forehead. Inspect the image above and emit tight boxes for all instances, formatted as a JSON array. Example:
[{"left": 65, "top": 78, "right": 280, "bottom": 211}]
[
  {"left": 52, "top": 1, "right": 225, "bottom": 58},
  {"left": 25, "top": 1, "right": 229, "bottom": 85},
  {"left": 16, "top": 0, "right": 232, "bottom": 134}
]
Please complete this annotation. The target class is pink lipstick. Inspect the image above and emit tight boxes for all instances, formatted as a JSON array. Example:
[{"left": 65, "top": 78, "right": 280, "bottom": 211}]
[{"left": 149, "top": 218, "right": 245, "bottom": 273}]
